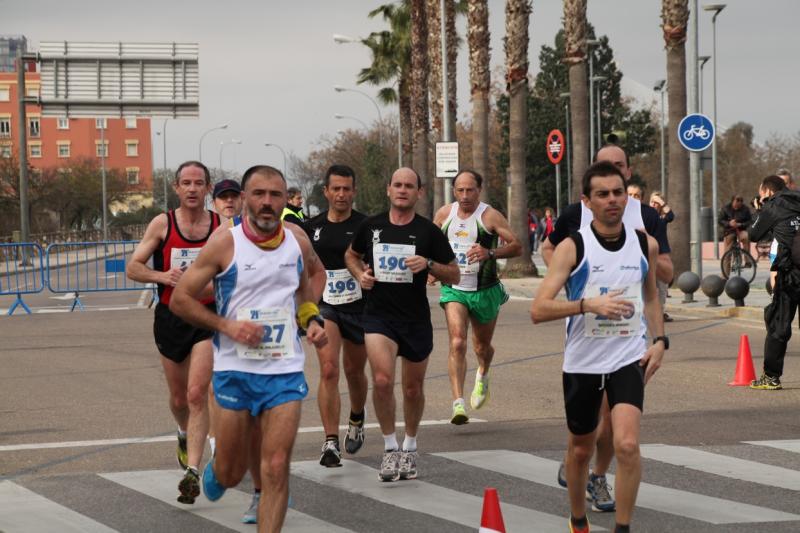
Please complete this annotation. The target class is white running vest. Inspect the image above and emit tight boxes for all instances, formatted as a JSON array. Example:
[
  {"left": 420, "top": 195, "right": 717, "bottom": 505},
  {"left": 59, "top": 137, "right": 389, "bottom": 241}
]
[
  {"left": 563, "top": 225, "right": 648, "bottom": 374},
  {"left": 213, "top": 225, "right": 305, "bottom": 375},
  {"left": 443, "top": 201, "right": 489, "bottom": 291},
  {"left": 581, "top": 196, "right": 645, "bottom": 231}
]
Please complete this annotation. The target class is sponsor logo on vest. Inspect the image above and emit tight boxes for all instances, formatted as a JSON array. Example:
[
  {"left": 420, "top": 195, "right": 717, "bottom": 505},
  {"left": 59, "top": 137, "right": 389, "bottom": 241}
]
[
  {"left": 243, "top": 263, "right": 255, "bottom": 271},
  {"left": 620, "top": 265, "right": 640, "bottom": 271},
  {"left": 279, "top": 262, "right": 297, "bottom": 269},
  {"left": 592, "top": 265, "right": 605, "bottom": 273}
]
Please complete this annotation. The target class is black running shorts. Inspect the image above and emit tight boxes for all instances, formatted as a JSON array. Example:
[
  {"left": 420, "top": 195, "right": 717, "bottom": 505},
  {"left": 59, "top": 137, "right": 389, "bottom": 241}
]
[
  {"left": 153, "top": 302, "right": 215, "bottom": 363},
  {"left": 361, "top": 315, "right": 433, "bottom": 363},
  {"left": 562, "top": 360, "right": 645, "bottom": 435},
  {"left": 320, "top": 303, "right": 365, "bottom": 345}
]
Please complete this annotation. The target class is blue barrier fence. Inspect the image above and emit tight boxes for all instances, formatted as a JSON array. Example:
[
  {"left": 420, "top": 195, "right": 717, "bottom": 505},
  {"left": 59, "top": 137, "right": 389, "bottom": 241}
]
[
  {"left": 45, "top": 241, "right": 155, "bottom": 311},
  {"left": 0, "top": 243, "right": 46, "bottom": 315}
]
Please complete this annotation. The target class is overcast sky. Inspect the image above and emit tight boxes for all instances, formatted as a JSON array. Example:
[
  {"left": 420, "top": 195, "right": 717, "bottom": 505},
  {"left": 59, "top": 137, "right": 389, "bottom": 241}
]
[{"left": 7, "top": 0, "right": 799, "bottom": 178}]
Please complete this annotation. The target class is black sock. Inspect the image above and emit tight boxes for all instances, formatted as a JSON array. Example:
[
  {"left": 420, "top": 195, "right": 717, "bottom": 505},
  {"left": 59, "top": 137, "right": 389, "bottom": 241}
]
[
  {"left": 326, "top": 434, "right": 339, "bottom": 442},
  {"left": 571, "top": 515, "right": 588, "bottom": 528},
  {"left": 614, "top": 524, "right": 630, "bottom": 533},
  {"left": 349, "top": 410, "right": 365, "bottom": 425}
]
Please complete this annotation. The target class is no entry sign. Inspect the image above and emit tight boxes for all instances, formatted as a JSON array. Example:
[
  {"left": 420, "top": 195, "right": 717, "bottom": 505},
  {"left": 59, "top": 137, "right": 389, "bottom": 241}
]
[{"left": 547, "top": 129, "right": 565, "bottom": 165}]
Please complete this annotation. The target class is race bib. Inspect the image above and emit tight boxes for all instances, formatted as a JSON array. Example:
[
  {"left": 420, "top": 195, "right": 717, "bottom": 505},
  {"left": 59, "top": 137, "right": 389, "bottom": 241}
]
[
  {"left": 583, "top": 283, "right": 643, "bottom": 338},
  {"left": 373, "top": 243, "right": 415, "bottom": 283},
  {"left": 323, "top": 269, "right": 362, "bottom": 305},
  {"left": 450, "top": 241, "right": 480, "bottom": 276},
  {"left": 170, "top": 247, "right": 201, "bottom": 271},
  {"left": 235, "top": 307, "right": 295, "bottom": 360}
]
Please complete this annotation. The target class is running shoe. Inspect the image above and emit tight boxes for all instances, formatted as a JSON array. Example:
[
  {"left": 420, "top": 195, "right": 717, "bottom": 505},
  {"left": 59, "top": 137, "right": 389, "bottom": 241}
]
[
  {"left": 568, "top": 515, "right": 591, "bottom": 533},
  {"left": 344, "top": 420, "right": 365, "bottom": 455},
  {"left": 319, "top": 439, "right": 342, "bottom": 468},
  {"left": 398, "top": 450, "right": 418, "bottom": 480},
  {"left": 177, "top": 431, "right": 188, "bottom": 470},
  {"left": 379, "top": 450, "right": 401, "bottom": 482},
  {"left": 241, "top": 492, "right": 259, "bottom": 524},
  {"left": 750, "top": 373, "right": 782, "bottom": 390},
  {"left": 586, "top": 473, "right": 615, "bottom": 512},
  {"left": 470, "top": 374, "right": 490, "bottom": 410},
  {"left": 177, "top": 466, "right": 200, "bottom": 504},
  {"left": 557, "top": 461, "right": 567, "bottom": 487},
  {"left": 450, "top": 401, "right": 469, "bottom": 425},
  {"left": 202, "top": 460, "right": 226, "bottom": 501}
]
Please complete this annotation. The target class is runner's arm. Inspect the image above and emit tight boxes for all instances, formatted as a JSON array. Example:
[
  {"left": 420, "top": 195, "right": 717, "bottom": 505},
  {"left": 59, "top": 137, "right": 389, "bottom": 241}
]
[
  {"left": 531, "top": 238, "right": 580, "bottom": 323},
  {"left": 287, "top": 223, "right": 325, "bottom": 302},
  {"left": 541, "top": 238, "right": 555, "bottom": 266},
  {"left": 345, "top": 244, "right": 375, "bottom": 289},
  {"left": 432, "top": 204, "right": 450, "bottom": 228},
  {"left": 428, "top": 258, "right": 460, "bottom": 285},
  {"left": 483, "top": 208, "right": 522, "bottom": 259},
  {"left": 126, "top": 214, "right": 173, "bottom": 285},
  {"left": 640, "top": 235, "right": 665, "bottom": 383},
  {"left": 295, "top": 235, "right": 328, "bottom": 348}
]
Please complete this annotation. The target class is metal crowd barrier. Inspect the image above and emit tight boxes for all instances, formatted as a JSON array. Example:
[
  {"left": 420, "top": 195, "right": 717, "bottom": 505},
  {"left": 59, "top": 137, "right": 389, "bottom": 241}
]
[
  {"left": 0, "top": 243, "right": 46, "bottom": 315},
  {"left": 45, "top": 240, "right": 155, "bottom": 311}
]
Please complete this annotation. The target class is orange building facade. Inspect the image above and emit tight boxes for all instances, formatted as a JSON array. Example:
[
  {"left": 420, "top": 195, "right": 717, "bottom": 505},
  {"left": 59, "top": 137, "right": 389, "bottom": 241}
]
[{"left": 0, "top": 70, "right": 153, "bottom": 194}]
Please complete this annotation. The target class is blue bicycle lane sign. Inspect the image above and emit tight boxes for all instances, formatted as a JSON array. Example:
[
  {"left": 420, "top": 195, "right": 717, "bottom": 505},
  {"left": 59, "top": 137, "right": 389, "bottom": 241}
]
[{"left": 678, "top": 113, "right": 715, "bottom": 152}]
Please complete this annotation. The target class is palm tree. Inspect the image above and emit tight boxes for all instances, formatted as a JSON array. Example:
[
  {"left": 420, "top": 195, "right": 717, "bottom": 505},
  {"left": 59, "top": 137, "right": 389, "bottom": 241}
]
[
  {"left": 563, "top": 0, "right": 589, "bottom": 201},
  {"left": 410, "top": 0, "right": 431, "bottom": 216},
  {"left": 445, "top": 0, "right": 459, "bottom": 154},
  {"left": 357, "top": 3, "right": 413, "bottom": 168},
  {"left": 662, "top": 0, "right": 690, "bottom": 275},
  {"left": 427, "top": 0, "right": 445, "bottom": 210},
  {"left": 467, "top": 0, "right": 491, "bottom": 202},
  {"left": 505, "top": 0, "right": 534, "bottom": 272}
]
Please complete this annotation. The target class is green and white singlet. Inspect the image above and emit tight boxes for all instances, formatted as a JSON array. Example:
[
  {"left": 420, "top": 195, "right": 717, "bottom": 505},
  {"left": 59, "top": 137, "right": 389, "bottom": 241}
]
[{"left": 441, "top": 202, "right": 499, "bottom": 292}]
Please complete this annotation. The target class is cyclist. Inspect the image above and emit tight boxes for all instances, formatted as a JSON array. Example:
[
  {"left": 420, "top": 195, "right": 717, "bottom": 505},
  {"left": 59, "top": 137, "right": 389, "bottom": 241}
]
[{"left": 718, "top": 195, "right": 752, "bottom": 254}]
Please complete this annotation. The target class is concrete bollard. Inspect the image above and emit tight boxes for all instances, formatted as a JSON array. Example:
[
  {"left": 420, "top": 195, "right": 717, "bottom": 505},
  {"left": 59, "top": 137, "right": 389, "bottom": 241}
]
[
  {"left": 725, "top": 276, "right": 750, "bottom": 307},
  {"left": 701, "top": 274, "right": 725, "bottom": 307},
  {"left": 677, "top": 271, "right": 701, "bottom": 303}
]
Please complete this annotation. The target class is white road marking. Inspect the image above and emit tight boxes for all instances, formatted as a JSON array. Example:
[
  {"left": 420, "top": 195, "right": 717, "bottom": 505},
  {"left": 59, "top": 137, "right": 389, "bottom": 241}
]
[
  {"left": 0, "top": 419, "right": 485, "bottom": 453},
  {"left": 436, "top": 449, "right": 800, "bottom": 524},
  {"left": 0, "top": 480, "right": 118, "bottom": 533},
  {"left": 744, "top": 439, "right": 800, "bottom": 454},
  {"left": 101, "top": 470, "right": 353, "bottom": 533},
  {"left": 292, "top": 459, "right": 589, "bottom": 532},
  {"left": 640, "top": 444, "right": 800, "bottom": 492}
]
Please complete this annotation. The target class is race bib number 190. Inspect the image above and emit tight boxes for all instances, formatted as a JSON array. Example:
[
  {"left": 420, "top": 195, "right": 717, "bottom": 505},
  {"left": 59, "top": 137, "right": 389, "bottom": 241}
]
[
  {"left": 235, "top": 307, "right": 295, "bottom": 360},
  {"left": 170, "top": 247, "right": 201, "bottom": 271},
  {"left": 373, "top": 243, "right": 415, "bottom": 283}
]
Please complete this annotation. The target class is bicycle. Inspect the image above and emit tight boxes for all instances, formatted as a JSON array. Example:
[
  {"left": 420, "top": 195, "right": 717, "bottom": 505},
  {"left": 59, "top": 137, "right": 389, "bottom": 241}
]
[
  {"left": 720, "top": 236, "right": 757, "bottom": 283},
  {"left": 682, "top": 124, "right": 711, "bottom": 141}
]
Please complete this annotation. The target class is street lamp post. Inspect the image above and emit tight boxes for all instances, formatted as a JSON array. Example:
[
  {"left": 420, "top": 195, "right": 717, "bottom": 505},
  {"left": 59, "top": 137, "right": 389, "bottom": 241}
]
[
  {"left": 587, "top": 39, "right": 601, "bottom": 159},
  {"left": 219, "top": 139, "right": 242, "bottom": 174},
  {"left": 162, "top": 118, "right": 169, "bottom": 211},
  {"left": 264, "top": 143, "right": 288, "bottom": 178},
  {"left": 334, "top": 113, "right": 369, "bottom": 130},
  {"left": 697, "top": 55, "right": 711, "bottom": 208},
  {"left": 654, "top": 80, "right": 667, "bottom": 196},
  {"left": 591, "top": 75, "right": 607, "bottom": 147},
  {"left": 559, "top": 92, "right": 572, "bottom": 201},
  {"left": 198, "top": 123, "right": 229, "bottom": 164},
  {"left": 333, "top": 85, "right": 383, "bottom": 148},
  {"left": 704, "top": 3, "right": 726, "bottom": 259}
]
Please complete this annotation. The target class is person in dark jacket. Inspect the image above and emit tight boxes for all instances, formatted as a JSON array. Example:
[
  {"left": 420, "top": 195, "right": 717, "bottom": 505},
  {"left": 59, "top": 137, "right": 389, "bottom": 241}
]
[
  {"left": 719, "top": 195, "right": 752, "bottom": 253},
  {"left": 748, "top": 175, "right": 800, "bottom": 390}
]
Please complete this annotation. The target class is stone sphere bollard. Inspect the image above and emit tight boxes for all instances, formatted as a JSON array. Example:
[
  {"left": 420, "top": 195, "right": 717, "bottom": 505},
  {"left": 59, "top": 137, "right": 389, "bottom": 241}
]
[
  {"left": 677, "top": 271, "right": 701, "bottom": 303},
  {"left": 701, "top": 274, "right": 725, "bottom": 307},
  {"left": 725, "top": 276, "right": 750, "bottom": 307}
]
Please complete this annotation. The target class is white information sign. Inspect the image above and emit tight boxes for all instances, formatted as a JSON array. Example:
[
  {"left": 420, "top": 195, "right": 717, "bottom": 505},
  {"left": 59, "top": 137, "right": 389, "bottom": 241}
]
[{"left": 435, "top": 142, "right": 460, "bottom": 179}]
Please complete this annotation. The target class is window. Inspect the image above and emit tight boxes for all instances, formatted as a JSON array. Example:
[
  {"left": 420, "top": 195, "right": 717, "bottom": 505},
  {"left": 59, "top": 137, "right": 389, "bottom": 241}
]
[
  {"left": 0, "top": 86, "right": 8, "bottom": 102},
  {"left": 125, "top": 117, "right": 137, "bottom": 129},
  {"left": 125, "top": 140, "right": 139, "bottom": 157},
  {"left": 57, "top": 117, "right": 69, "bottom": 130},
  {"left": 95, "top": 140, "right": 109, "bottom": 157},
  {"left": 0, "top": 118, "right": 10, "bottom": 137},
  {"left": 25, "top": 85, "right": 39, "bottom": 98},
  {"left": 29, "top": 143, "right": 42, "bottom": 158},
  {"left": 0, "top": 144, "right": 11, "bottom": 158},
  {"left": 29, "top": 117, "right": 40, "bottom": 138},
  {"left": 95, "top": 118, "right": 107, "bottom": 129},
  {"left": 57, "top": 142, "right": 71, "bottom": 158},
  {"left": 126, "top": 167, "right": 140, "bottom": 185}
]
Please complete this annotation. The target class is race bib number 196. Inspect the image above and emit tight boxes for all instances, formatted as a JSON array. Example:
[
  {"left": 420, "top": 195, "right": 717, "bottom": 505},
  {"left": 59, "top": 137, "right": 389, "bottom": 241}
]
[
  {"left": 235, "top": 307, "right": 295, "bottom": 360},
  {"left": 373, "top": 243, "right": 415, "bottom": 283},
  {"left": 323, "top": 269, "right": 362, "bottom": 305}
]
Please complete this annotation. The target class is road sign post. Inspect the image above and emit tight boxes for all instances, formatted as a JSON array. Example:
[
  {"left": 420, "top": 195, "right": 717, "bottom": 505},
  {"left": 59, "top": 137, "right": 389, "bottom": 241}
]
[{"left": 547, "top": 130, "right": 565, "bottom": 212}]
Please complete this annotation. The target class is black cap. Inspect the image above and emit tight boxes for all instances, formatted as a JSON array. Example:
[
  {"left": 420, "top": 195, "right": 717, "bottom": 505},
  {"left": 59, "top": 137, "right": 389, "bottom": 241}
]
[{"left": 213, "top": 179, "right": 241, "bottom": 198}]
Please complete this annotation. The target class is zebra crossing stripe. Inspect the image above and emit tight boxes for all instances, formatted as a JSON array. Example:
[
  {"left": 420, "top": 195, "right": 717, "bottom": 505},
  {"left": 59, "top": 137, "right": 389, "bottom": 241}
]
[
  {"left": 434, "top": 449, "right": 800, "bottom": 524},
  {"left": 744, "top": 439, "right": 800, "bottom": 454},
  {"left": 291, "top": 459, "right": 599, "bottom": 532},
  {"left": 640, "top": 444, "right": 800, "bottom": 492},
  {"left": 99, "top": 470, "right": 354, "bottom": 533},
  {"left": 0, "top": 480, "right": 118, "bottom": 533}
]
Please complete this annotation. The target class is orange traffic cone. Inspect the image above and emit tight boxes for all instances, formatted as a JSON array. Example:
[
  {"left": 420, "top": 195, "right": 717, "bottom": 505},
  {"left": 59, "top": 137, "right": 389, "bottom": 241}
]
[
  {"left": 479, "top": 487, "right": 506, "bottom": 533},
  {"left": 729, "top": 334, "right": 757, "bottom": 386}
]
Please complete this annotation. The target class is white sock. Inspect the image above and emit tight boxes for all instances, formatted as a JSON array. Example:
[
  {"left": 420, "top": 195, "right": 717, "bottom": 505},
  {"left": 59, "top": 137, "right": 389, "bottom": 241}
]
[
  {"left": 453, "top": 398, "right": 465, "bottom": 407},
  {"left": 402, "top": 435, "right": 417, "bottom": 452},
  {"left": 209, "top": 437, "right": 216, "bottom": 456},
  {"left": 383, "top": 433, "right": 399, "bottom": 451},
  {"left": 177, "top": 428, "right": 187, "bottom": 438},
  {"left": 476, "top": 369, "right": 487, "bottom": 381}
]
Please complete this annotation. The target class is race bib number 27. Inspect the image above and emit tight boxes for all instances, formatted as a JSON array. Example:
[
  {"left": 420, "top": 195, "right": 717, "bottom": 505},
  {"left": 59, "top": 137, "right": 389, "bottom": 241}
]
[{"left": 235, "top": 307, "right": 295, "bottom": 360}]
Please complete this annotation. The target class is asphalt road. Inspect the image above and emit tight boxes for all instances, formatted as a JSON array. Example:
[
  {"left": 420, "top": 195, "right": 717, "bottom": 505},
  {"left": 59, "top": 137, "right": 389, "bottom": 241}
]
[{"left": 2, "top": 290, "right": 800, "bottom": 532}]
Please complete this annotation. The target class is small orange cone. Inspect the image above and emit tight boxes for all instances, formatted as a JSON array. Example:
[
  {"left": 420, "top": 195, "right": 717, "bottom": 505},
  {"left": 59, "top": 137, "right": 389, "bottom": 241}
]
[
  {"left": 729, "top": 334, "right": 757, "bottom": 386},
  {"left": 479, "top": 487, "right": 506, "bottom": 533}
]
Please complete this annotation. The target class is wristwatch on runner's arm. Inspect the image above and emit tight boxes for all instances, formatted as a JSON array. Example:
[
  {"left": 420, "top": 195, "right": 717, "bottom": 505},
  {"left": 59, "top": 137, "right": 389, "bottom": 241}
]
[{"left": 652, "top": 336, "right": 670, "bottom": 350}]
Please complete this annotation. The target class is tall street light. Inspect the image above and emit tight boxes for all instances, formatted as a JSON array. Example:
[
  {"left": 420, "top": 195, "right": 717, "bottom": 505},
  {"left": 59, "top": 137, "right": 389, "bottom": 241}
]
[
  {"left": 587, "top": 39, "right": 601, "bottom": 158},
  {"left": 704, "top": 2, "right": 726, "bottom": 259},
  {"left": 333, "top": 85, "right": 383, "bottom": 147},
  {"left": 654, "top": 80, "right": 667, "bottom": 196},
  {"left": 559, "top": 91, "right": 572, "bottom": 201},
  {"left": 264, "top": 143, "right": 288, "bottom": 178},
  {"left": 198, "top": 123, "right": 229, "bottom": 163},
  {"left": 591, "top": 75, "right": 607, "bottom": 147},
  {"left": 334, "top": 113, "right": 369, "bottom": 130},
  {"left": 697, "top": 54, "right": 711, "bottom": 208},
  {"left": 161, "top": 118, "right": 169, "bottom": 211},
  {"left": 219, "top": 139, "right": 242, "bottom": 174},
  {"left": 698, "top": 55, "right": 711, "bottom": 114}
]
